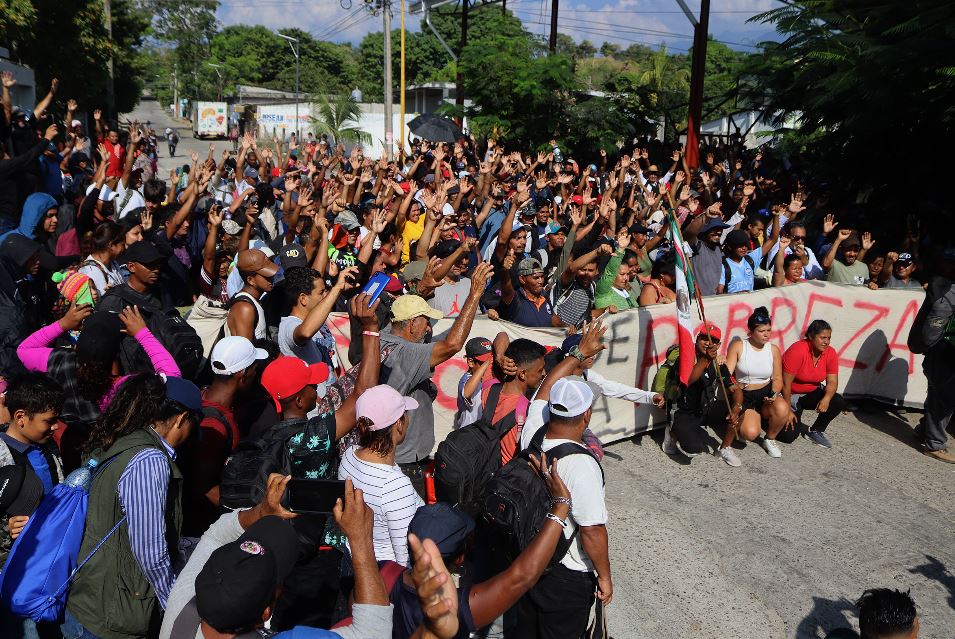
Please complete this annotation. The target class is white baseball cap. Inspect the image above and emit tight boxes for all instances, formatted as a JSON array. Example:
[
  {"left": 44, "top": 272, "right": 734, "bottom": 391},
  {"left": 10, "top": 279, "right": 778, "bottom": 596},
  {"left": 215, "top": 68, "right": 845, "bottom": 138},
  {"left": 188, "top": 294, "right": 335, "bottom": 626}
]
[
  {"left": 548, "top": 377, "right": 597, "bottom": 418},
  {"left": 210, "top": 336, "right": 269, "bottom": 375}
]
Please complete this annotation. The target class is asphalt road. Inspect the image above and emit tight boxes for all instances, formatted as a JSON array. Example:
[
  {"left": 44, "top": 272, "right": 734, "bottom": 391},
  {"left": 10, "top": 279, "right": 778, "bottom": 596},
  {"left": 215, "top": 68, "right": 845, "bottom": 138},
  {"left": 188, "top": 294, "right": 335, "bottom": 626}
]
[
  {"left": 124, "top": 97, "right": 231, "bottom": 177},
  {"left": 123, "top": 96, "right": 955, "bottom": 639},
  {"left": 602, "top": 405, "right": 955, "bottom": 638}
]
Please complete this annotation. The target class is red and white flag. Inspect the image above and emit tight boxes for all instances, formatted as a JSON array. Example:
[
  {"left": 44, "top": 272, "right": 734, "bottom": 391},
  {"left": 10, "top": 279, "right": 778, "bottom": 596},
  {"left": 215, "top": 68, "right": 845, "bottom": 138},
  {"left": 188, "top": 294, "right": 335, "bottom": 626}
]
[{"left": 668, "top": 213, "right": 696, "bottom": 385}]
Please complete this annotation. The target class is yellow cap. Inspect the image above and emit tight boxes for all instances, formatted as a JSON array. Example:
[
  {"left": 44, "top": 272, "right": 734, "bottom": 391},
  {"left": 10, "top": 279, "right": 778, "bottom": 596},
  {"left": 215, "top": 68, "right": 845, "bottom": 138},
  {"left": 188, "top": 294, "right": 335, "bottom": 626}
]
[{"left": 391, "top": 294, "right": 444, "bottom": 322}]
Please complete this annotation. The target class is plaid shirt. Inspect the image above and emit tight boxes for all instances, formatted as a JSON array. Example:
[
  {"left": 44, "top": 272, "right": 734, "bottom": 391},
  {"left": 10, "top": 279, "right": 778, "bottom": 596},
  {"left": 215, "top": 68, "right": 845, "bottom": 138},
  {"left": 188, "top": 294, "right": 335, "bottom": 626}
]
[{"left": 47, "top": 350, "right": 101, "bottom": 426}]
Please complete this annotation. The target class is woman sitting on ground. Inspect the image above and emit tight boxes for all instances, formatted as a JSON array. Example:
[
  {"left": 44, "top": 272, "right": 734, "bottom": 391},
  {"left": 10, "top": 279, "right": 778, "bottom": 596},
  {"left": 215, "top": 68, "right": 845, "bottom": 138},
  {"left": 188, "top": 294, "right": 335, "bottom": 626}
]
[
  {"left": 725, "top": 307, "right": 796, "bottom": 458},
  {"left": 781, "top": 319, "right": 847, "bottom": 450}
]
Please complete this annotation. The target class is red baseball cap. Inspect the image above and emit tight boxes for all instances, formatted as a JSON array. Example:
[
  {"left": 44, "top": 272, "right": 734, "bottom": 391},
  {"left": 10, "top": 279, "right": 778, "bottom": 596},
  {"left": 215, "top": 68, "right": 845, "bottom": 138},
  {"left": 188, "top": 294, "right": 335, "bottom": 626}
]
[
  {"left": 261, "top": 356, "right": 330, "bottom": 411},
  {"left": 696, "top": 322, "right": 722, "bottom": 341},
  {"left": 571, "top": 195, "right": 583, "bottom": 205}
]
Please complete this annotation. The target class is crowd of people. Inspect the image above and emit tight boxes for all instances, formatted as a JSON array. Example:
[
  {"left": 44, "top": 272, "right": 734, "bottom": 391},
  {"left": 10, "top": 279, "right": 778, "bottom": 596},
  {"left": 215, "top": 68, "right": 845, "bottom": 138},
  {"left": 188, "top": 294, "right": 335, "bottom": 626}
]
[{"left": 0, "top": 74, "right": 952, "bottom": 639}]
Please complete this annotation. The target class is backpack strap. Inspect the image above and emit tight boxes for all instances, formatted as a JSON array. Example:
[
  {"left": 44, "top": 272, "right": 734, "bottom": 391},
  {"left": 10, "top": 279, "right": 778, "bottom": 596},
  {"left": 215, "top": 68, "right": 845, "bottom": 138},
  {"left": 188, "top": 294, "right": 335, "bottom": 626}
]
[
  {"left": 227, "top": 293, "right": 260, "bottom": 330},
  {"left": 201, "top": 405, "right": 234, "bottom": 452},
  {"left": 483, "top": 383, "right": 518, "bottom": 437},
  {"left": 721, "top": 257, "right": 732, "bottom": 288},
  {"left": 528, "top": 428, "right": 605, "bottom": 484}
]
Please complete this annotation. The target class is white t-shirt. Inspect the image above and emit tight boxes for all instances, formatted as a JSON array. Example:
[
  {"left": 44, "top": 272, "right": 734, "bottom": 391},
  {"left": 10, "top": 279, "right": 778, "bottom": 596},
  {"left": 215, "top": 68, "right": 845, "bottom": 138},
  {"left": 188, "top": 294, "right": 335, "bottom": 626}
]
[
  {"left": 338, "top": 446, "right": 423, "bottom": 566},
  {"left": 520, "top": 399, "right": 607, "bottom": 574},
  {"left": 115, "top": 178, "right": 146, "bottom": 219},
  {"left": 78, "top": 255, "right": 125, "bottom": 295}
]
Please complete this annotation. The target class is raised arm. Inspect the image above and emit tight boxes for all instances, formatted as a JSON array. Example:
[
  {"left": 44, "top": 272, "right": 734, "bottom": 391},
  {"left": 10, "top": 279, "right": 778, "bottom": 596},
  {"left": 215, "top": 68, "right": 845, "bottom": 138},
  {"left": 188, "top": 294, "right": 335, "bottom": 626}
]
[
  {"left": 430, "top": 262, "right": 492, "bottom": 368},
  {"left": 335, "top": 294, "right": 382, "bottom": 438},
  {"left": 822, "top": 229, "right": 850, "bottom": 272}
]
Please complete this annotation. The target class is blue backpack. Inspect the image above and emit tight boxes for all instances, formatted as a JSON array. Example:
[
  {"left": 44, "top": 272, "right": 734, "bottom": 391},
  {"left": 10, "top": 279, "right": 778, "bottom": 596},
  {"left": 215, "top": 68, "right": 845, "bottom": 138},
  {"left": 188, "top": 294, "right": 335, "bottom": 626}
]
[{"left": 0, "top": 457, "right": 126, "bottom": 623}]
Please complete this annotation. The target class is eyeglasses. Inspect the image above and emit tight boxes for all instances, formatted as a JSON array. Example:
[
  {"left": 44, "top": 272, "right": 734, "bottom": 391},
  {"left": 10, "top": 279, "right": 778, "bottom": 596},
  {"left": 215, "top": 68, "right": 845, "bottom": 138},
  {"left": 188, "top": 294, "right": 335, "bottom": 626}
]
[{"left": 790, "top": 235, "right": 806, "bottom": 242}]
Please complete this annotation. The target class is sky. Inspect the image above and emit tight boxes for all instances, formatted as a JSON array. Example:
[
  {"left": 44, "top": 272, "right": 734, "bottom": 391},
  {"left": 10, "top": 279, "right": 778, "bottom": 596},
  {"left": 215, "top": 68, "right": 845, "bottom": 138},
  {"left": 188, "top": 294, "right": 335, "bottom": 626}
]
[{"left": 215, "top": 0, "right": 782, "bottom": 54}]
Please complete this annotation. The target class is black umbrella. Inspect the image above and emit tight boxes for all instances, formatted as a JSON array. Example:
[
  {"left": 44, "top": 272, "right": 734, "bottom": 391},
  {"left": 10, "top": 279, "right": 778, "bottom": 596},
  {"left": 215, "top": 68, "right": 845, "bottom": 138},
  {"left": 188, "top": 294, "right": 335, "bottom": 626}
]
[{"left": 407, "top": 113, "right": 461, "bottom": 144}]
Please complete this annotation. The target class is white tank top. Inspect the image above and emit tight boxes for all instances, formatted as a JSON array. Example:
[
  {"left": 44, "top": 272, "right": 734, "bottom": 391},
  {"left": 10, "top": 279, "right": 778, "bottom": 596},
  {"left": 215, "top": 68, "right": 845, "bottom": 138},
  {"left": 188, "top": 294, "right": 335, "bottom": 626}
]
[
  {"left": 735, "top": 339, "right": 773, "bottom": 386},
  {"left": 233, "top": 291, "right": 267, "bottom": 340}
]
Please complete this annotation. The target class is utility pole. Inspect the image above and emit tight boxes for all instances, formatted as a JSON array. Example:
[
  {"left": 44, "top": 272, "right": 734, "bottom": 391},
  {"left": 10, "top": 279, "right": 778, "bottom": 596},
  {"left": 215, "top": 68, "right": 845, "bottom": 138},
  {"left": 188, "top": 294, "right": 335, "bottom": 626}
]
[
  {"left": 207, "top": 63, "right": 223, "bottom": 101},
  {"left": 172, "top": 66, "right": 179, "bottom": 118},
  {"left": 103, "top": 0, "right": 115, "bottom": 116},
  {"left": 383, "top": 1, "right": 394, "bottom": 159},
  {"left": 677, "top": 0, "right": 710, "bottom": 170},
  {"left": 278, "top": 33, "right": 301, "bottom": 141},
  {"left": 548, "top": 0, "right": 558, "bottom": 53},
  {"left": 455, "top": 0, "right": 468, "bottom": 115},
  {"left": 400, "top": 0, "right": 406, "bottom": 159}
]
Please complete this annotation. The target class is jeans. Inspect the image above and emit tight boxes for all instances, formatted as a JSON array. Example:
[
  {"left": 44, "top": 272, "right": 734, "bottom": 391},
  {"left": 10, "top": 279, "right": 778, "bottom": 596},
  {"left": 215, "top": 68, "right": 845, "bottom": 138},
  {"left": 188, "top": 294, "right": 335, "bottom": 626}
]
[
  {"left": 60, "top": 610, "right": 101, "bottom": 639},
  {"left": 671, "top": 403, "right": 729, "bottom": 455}
]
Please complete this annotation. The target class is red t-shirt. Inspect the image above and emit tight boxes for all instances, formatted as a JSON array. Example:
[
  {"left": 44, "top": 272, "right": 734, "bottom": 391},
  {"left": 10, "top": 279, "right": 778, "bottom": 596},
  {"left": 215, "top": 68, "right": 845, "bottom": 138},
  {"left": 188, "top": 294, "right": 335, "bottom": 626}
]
[
  {"left": 198, "top": 398, "right": 239, "bottom": 464},
  {"left": 480, "top": 381, "right": 529, "bottom": 465},
  {"left": 99, "top": 139, "right": 125, "bottom": 177},
  {"left": 782, "top": 340, "right": 838, "bottom": 394}
]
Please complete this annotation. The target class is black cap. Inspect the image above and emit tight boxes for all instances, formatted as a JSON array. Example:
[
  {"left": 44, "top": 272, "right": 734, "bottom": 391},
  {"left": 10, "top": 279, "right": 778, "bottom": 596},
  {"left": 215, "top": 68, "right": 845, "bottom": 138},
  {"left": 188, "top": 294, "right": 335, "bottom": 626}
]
[
  {"left": 195, "top": 517, "right": 301, "bottom": 633},
  {"left": 76, "top": 312, "right": 124, "bottom": 363},
  {"left": 430, "top": 239, "right": 462, "bottom": 259},
  {"left": 0, "top": 464, "right": 43, "bottom": 516},
  {"left": 121, "top": 240, "right": 162, "bottom": 265},
  {"left": 280, "top": 243, "right": 308, "bottom": 271},
  {"left": 408, "top": 503, "right": 475, "bottom": 556},
  {"left": 464, "top": 336, "right": 493, "bottom": 360},
  {"left": 629, "top": 223, "right": 651, "bottom": 235},
  {"left": 724, "top": 229, "right": 750, "bottom": 248},
  {"left": 842, "top": 232, "right": 862, "bottom": 249}
]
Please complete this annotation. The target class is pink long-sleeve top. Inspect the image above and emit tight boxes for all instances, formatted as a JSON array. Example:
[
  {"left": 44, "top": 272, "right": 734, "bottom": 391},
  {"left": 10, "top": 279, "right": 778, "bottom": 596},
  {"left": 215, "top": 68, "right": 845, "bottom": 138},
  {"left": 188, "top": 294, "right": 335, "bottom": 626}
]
[{"left": 17, "top": 321, "right": 182, "bottom": 408}]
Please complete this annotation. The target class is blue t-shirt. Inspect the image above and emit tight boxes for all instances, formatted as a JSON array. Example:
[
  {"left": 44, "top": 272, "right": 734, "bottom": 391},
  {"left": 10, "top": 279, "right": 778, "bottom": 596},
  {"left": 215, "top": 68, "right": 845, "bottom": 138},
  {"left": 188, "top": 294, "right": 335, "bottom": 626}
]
[
  {"left": 719, "top": 247, "right": 763, "bottom": 293},
  {"left": 273, "top": 628, "right": 341, "bottom": 639}
]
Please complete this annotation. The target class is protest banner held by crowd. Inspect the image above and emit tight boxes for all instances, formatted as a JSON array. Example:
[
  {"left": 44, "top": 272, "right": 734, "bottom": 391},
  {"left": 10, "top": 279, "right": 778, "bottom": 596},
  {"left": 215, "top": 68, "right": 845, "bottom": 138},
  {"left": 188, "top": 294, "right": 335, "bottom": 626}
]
[{"left": 0, "top": 66, "right": 952, "bottom": 639}]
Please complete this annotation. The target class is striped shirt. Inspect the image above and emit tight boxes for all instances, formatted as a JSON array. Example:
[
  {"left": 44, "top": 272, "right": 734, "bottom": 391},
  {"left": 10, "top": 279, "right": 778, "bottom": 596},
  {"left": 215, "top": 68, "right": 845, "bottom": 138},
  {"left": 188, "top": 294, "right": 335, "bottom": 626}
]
[
  {"left": 338, "top": 446, "right": 423, "bottom": 566},
  {"left": 116, "top": 431, "right": 176, "bottom": 608}
]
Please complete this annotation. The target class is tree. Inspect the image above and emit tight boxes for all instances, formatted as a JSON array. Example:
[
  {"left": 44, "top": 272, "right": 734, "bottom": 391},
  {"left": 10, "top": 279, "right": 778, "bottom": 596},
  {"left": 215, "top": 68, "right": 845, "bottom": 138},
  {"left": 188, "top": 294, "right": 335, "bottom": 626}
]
[
  {"left": 145, "top": 0, "right": 219, "bottom": 100},
  {"left": 747, "top": 0, "right": 955, "bottom": 225},
  {"left": 460, "top": 33, "right": 576, "bottom": 145},
  {"left": 599, "top": 42, "right": 620, "bottom": 58},
  {"left": 637, "top": 45, "right": 690, "bottom": 141},
  {"left": 577, "top": 40, "right": 597, "bottom": 58},
  {"left": 310, "top": 93, "right": 371, "bottom": 146}
]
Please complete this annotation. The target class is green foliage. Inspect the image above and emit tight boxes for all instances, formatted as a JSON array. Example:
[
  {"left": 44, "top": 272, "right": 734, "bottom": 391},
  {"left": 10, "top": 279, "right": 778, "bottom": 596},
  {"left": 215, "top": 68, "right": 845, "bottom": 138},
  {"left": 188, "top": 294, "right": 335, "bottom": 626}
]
[
  {"left": 310, "top": 93, "right": 371, "bottom": 145},
  {"left": 747, "top": 0, "right": 955, "bottom": 215},
  {"left": 460, "top": 33, "right": 576, "bottom": 145},
  {"left": 0, "top": 0, "right": 147, "bottom": 116},
  {"left": 144, "top": 0, "right": 219, "bottom": 100}
]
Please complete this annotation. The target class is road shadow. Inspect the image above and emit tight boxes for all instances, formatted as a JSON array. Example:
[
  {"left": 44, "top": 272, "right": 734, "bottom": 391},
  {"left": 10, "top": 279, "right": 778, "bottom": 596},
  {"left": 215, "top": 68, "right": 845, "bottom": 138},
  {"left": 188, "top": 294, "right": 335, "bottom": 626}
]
[
  {"left": 795, "top": 595, "right": 856, "bottom": 639},
  {"left": 909, "top": 554, "right": 955, "bottom": 612},
  {"left": 636, "top": 429, "right": 721, "bottom": 466},
  {"left": 851, "top": 402, "right": 922, "bottom": 451}
]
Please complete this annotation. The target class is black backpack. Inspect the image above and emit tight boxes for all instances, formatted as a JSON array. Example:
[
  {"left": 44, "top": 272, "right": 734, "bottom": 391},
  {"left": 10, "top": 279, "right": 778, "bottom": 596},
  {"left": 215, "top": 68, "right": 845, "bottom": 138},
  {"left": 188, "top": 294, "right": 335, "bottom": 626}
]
[
  {"left": 219, "top": 417, "right": 310, "bottom": 511},
  {"left": 483, "top": 427, "right": 604, "bottom": 567},
  {"left": 721, "top": 254, "right": 755, "bottom": 289},
  {"left": 107, "top": 286, "right": 205, "bottom": 380},
  {"left": 433, "top": 384, "right": 516, "bottom": 517}
]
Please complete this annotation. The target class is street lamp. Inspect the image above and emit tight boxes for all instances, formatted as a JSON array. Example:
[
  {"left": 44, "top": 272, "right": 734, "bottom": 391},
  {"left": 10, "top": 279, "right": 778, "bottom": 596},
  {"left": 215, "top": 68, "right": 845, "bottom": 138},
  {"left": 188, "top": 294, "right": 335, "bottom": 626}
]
[
  {"left": 277, "top": 33, "right": 300, "bottom": 142},
  {"left": 207, "top": 63, "right": 223, "bottom": 101}
]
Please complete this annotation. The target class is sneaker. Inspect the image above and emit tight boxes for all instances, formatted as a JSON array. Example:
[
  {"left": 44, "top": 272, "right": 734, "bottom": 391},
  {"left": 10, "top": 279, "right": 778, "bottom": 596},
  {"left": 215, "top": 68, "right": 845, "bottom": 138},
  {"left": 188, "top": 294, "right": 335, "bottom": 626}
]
[
  {"left": 662, "top": 424, "right": 677, "bottom": 455},
  {"left": 804, "top": 430, "right": 832, "bottom": 449},
  {"left": 924, "top": 448, "right": 955, "bottom": 464},
  {"left": 761, "top": 438, "right": 782, "bottom": 458},
  {"left": 716, "top": 447, "right": 741, "bottom": 467}
]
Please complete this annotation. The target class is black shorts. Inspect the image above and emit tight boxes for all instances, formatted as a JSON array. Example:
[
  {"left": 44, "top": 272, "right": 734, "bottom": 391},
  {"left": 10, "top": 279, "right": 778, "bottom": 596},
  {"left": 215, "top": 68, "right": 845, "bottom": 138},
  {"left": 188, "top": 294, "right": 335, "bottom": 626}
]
[{"left": 742, "top": 385, "right": 774, "bottom": 411}]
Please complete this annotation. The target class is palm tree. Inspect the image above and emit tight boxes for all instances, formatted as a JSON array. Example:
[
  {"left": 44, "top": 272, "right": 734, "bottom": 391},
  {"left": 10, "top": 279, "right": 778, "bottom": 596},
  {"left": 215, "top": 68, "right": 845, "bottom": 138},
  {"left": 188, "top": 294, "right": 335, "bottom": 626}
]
[
  {"left": 310, "top": 93, "right": 371, "bottom": 146},
  {"left": 638, "top": 45, "right": 690, "bottom": 140}
]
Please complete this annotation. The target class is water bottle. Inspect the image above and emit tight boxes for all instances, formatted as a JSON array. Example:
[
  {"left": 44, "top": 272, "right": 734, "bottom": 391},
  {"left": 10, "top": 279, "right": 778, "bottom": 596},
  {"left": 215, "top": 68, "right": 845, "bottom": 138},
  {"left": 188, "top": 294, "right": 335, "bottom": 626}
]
[
  {"left": 552, "top": 144, "right": 563, "bottom": 165},
  {"left": 63, "top": 459, "right": 98, "bottom": 490}
]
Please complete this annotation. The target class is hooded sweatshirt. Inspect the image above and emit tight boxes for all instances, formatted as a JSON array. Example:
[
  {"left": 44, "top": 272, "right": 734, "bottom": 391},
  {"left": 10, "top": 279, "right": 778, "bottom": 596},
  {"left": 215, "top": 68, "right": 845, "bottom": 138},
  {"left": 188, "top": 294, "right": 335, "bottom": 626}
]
[
  {"left": 0, "top": 192, "right": 72, "bottom": 272},
  {"left": 0, "top": 234, "right": 41, "bottom": 377}
]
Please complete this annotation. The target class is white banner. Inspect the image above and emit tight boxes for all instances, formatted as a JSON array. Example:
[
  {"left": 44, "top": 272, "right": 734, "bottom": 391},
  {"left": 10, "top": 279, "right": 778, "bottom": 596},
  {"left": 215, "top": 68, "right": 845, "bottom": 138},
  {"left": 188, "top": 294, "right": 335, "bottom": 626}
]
[{"left": 326, "top": 281, "right": 925, "bottom": 446}]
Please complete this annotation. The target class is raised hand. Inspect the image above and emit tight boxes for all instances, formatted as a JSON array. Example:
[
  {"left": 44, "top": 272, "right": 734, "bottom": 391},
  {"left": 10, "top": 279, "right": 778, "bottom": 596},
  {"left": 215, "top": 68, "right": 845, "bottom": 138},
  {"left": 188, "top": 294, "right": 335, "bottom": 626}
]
[
  {"left": 823, "top": 214, "right": 838, "bottom": 235},
  {"left": 44, "top": 124, "right": 59, "bottom": 141},
  {"left": 408, "top": 533, "right": 459, "bottom": 639},
  {"left": 93, "top": 108, "right": 101, "bottom": 121},
  {"left": 469, "top": 261, "right": 493, "bottom": 292},
  {"left": 569, "top": 205, "right": 583, "bottom": 227},
  {"left": 837, "top": 229, "right": 852, "bottom": 241},
  {"left": 67, "top": 98, "right": 78, "bottom": 112},
  {"left": 1, "top": 71, "right": 15, "bottom": 88},
  {"left": 58, "top": 302, "right": 93, "bottom": 332},
  {"left": 788, "top": 193, "right": 806, "bottom": 215},
  {"left": 141, "top": 209, "right": 153, "bottom": 231},
  {"left": 616, "top": 229, "right": 631, "bottom": 250},
  {"left": 207, "top": 206, "right": 224, "bottom": 228},
  {"left": 119, "top": 305, "right": 147, "bottom": 337},
  {"left": 578, "top": 319, "right": 608, "bottom": 358},
  {"left": 861, "top": 232, "right": 875, "bottom": 251},
  {"left": 503, "top": 248, "right": 516, "bottom": 271}
]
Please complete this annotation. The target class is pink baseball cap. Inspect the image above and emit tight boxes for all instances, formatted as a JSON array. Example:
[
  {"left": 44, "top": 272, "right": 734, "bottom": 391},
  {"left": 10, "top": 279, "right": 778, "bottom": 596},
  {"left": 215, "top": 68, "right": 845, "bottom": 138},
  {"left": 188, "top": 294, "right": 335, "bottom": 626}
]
[{"left": 356, "top": 384, "right": 419, "bottom": 431}]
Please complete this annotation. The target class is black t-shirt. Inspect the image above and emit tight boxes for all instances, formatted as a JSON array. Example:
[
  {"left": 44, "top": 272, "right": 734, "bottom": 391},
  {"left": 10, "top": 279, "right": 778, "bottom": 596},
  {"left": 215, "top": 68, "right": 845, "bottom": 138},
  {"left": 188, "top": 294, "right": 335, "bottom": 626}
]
[
  {"left": 391, "top": 575, "right": 476, "bottom": 639},
  {"left": 677, "top": 361, "right": 733, "bottom": 416}
]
